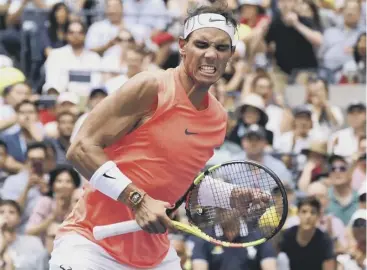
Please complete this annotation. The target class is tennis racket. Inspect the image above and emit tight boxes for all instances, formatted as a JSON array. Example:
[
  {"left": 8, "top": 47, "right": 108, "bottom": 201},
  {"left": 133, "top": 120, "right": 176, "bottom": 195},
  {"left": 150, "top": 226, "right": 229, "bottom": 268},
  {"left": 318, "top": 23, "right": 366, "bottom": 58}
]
[{"left": 93, "top": 160, "right": 288, "bottom": 248}]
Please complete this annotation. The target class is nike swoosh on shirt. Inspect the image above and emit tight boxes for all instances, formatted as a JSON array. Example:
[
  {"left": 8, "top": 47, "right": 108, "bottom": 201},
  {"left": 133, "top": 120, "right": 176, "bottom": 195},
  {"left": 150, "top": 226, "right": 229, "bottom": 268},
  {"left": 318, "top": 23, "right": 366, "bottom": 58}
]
[{"left": 185, "top": 129, "right": 199, "bottom": 135}]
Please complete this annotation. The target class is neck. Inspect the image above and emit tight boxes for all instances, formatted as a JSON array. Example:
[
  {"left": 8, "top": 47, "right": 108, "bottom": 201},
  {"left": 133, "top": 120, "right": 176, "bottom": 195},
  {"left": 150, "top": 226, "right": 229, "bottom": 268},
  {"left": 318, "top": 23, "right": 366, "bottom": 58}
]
[
  {"left": 177, "top": 65, "right": 211, "bottom": 110},
  {"left": 247, "top": 153, "right": 263, "bottom": 163},
  {"left": 297, "top": 227, "right": 316, "bottom": 245},
  {"left": 334, "top": 185, "right": 352, "bottom": 197},
  {"left": 72, "top": 46, "right": 84, "bottom": 55}
]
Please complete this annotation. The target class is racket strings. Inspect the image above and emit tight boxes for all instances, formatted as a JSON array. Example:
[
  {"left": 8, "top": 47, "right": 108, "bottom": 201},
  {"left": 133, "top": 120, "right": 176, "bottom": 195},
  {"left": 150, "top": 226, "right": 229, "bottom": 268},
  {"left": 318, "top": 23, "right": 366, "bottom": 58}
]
[{"left": 186, "top": 162, "right": 285, "bottom": 242}]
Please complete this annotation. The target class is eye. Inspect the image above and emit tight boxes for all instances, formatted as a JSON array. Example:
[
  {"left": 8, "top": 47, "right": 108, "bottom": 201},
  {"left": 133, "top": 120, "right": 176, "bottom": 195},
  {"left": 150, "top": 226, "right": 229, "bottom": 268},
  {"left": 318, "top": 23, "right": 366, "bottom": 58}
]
[
  {"left": 216, "top": 45, "right": 231, "bottom": 52},
  {"left": 195, "top": 41, "right": 209, "bottom": 49}
]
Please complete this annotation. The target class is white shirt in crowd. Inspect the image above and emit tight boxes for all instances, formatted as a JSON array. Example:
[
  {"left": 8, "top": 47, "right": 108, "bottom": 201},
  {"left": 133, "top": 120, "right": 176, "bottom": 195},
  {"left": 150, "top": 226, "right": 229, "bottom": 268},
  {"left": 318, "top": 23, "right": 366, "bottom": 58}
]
[
  {"left": 328, "top": 127, "right": 359, "bottom": 157},
  {"left": 44, "top": 45, "right": 102, "bottom": 96},
  {"left": 311, "top": 105, "right": 344, "bottom": 141}
]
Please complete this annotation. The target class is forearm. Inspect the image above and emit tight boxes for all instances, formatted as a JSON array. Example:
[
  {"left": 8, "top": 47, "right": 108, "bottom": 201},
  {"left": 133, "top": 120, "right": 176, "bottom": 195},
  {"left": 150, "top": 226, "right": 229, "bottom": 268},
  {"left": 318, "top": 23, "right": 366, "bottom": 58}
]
[
  {"left": 26, "top": 215, "right": 55, "bottom": 236},
  {"left": 324, "top": 105, "right": 339, "bottom": 126},
  {"left": 298, "top": 167, "right": 313, "bottom": 192},
  {"left": 293, "top": 21, "right": 323, "bottom": 47},
  {"left": 17, "top": 186, "right": 31, "bottom": 211}
]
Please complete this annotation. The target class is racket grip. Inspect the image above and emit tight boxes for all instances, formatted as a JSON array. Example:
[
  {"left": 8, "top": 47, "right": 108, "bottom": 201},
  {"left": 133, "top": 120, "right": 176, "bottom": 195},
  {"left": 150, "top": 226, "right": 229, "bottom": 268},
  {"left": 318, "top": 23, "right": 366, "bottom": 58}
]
[{"left": 93, "top": 220, "right": 142, "bottom": 240}]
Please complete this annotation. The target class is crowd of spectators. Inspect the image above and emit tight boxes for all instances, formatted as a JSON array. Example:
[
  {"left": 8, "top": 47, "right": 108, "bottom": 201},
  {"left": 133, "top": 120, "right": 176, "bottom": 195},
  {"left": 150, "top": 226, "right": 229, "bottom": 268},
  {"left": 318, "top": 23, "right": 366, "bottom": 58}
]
[{"left": 0, "top": 0, "right": 365, "bottom": 269}]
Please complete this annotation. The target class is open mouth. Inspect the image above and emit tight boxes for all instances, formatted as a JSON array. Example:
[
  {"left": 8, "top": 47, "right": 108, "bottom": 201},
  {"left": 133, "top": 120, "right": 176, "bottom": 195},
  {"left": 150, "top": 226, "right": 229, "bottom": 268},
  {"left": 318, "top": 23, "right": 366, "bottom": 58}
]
[{"left": 199, "top": 65, "right": 216, "bottom": 75}]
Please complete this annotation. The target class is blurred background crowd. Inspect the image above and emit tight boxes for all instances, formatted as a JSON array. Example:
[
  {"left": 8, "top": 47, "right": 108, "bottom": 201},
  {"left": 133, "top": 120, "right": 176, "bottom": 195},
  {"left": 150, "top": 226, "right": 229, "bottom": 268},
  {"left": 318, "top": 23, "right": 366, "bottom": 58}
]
[{"left": 0, "top": 0, "right": 365, "bottom": 269}]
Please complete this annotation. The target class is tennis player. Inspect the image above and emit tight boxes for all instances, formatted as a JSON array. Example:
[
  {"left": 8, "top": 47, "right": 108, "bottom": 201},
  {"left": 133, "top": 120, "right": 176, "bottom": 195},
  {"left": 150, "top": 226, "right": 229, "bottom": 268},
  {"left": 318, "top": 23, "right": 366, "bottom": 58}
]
[{"left": 49, "top": 5, "right": 267, "bottom": 270}]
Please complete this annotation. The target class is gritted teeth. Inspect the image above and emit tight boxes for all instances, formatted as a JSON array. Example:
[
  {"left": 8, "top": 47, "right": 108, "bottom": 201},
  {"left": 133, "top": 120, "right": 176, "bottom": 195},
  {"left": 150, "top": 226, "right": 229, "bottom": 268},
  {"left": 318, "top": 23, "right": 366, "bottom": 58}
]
[{"left": 199, "top": 65, "right": 216, "bottom": 74}]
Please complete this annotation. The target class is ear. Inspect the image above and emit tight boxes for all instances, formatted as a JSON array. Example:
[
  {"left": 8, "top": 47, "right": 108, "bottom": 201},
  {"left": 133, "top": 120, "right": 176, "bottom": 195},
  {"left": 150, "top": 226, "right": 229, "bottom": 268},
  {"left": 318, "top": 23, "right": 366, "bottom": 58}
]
[{"left": 178, "top": 37, "right": 186, "bottom": 57}]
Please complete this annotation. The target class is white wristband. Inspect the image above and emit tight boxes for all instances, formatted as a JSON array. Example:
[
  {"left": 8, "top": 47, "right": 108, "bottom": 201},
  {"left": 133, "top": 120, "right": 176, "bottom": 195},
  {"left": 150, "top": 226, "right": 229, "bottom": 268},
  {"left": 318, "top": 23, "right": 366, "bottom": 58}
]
[{"left": 90, "top": 161, "right": 132, "bottom": 200}]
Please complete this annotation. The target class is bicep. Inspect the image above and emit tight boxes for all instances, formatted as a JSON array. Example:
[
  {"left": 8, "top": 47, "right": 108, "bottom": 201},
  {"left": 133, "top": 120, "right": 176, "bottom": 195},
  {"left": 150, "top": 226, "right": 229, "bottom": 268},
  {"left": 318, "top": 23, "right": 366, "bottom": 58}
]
[{"left": 72, "top": 72, "right": 159, "bottom": 148}]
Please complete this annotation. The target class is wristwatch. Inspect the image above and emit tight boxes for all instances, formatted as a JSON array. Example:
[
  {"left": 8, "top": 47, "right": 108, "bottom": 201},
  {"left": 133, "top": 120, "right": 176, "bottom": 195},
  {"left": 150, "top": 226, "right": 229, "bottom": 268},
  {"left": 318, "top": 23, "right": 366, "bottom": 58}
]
[{"left": 128, "top": 190, "right": 146, "bottom": 208}]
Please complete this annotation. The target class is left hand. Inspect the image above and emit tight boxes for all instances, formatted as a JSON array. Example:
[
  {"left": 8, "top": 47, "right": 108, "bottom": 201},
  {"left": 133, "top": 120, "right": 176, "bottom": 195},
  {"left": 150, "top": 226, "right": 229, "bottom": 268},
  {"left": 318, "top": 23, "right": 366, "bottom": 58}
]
[{"left": 284, "top": 12, "right": 299, "bottom": 27}]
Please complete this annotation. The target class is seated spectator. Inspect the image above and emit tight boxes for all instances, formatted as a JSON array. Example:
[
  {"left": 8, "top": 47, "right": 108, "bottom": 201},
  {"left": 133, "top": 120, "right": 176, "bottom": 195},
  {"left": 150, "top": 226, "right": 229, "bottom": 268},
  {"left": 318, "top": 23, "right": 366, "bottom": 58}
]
[
  {"left": 326, "top": 154, "right": 359, "bottom": 225},
  {"left": 191, "top": 218, "right": 276, "bottom": 270},
  {"left": 0, "top": 82, "right": 32, "bottom": 135},
  {"left": 228, "top": 93, "right": 273, "bottom": 147},
  {"left": 0, "top": 200, "right": 48, "bottom": 269},
  {"left": 305, "top": 77, "right": 344, "bottom": 140},
  {"left": 101, "top": 29, "right": 136, "bottom": 81},
  {"left": 0, "top": 142, "right": 50, "bottom": 232},
  {"left": 263, "top": 0, "right": 322, "bottom": 85},
  {"left": 85, "top": 0, "right": 125, "bottom": 56},
  {"left": 274, "top": 105, "right": 315, "bottom": 155},
  {"left": 280, "top": 196, "right": 336, "bottom": 270},
  {"left": 328, "top": 102, "right": 366, "bottom": 159},
  {"left": 44, "top": 20, "right": 102, "bottom": 96},
  {"left": 71, "top": 87, "right": 108, "bottom": 142},
  {"left": 46, "top": 111, "right": 76, "bottom": 165},
  {"left": 242, "top": 72, "right": 289, "bottom": 140},
  {"left": 25, "top": 165, "right": 80, "bottom": 241},
  {"left": 44, "top": 92, "right": 80, "bottom": 139},
  {"left": 287, "top": 182, "right": 347, "bottom": 252},
  {"left": 0, "top": 100, "right": 44, "bottom": 163},
  {"left": 41, "top": 2, "right": 70, "bottom": 58},
  {"left": 340, "top": 32, "right": 366, "bottom": 84},
  {"left": 232, "top": 124, "right": 294, "bottom": 188},
  {"left": 298, "top": 141, "right": 329, "bottom": 192},
  {"left": 337, "top": 209, "right": 366, "bottom": 269},
  {"left": 319, "top": 0, "right": 365, "bottom": 83}
]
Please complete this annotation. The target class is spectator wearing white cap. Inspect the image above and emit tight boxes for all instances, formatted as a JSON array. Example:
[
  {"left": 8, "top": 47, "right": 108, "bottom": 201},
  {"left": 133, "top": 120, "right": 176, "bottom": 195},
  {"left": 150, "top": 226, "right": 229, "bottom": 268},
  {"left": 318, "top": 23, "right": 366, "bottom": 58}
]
[
  {"left": 43, "top": 92, "right": 80, "bottom": 139},
  {"left": 229, "top": 93, "right": 273, "bottom": 147},
  {"left": 328, "top": 102, "right": 366, "bottom": 160}
]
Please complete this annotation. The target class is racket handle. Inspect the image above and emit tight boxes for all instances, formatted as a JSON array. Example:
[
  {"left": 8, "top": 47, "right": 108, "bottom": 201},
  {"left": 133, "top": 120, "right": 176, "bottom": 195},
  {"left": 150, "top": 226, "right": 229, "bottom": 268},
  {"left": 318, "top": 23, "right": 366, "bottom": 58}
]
[{"left": 93, "top": 220, "right": 142, "bottom": 240}]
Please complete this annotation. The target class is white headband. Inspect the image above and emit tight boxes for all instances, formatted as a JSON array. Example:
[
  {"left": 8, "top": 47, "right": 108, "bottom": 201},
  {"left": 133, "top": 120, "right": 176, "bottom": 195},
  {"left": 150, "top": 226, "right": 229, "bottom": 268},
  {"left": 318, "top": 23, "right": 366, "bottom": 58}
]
[{"left": 183, "top": 13, "right": 236, "bottom": 45}]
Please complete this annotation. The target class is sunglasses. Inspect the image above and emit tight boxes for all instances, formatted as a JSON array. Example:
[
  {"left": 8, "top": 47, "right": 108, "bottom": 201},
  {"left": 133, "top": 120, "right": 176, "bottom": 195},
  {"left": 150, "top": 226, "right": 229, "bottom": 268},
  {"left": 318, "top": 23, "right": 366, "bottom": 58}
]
[{"left": 330, "top": 166, "right": 347, "bottom": 172}]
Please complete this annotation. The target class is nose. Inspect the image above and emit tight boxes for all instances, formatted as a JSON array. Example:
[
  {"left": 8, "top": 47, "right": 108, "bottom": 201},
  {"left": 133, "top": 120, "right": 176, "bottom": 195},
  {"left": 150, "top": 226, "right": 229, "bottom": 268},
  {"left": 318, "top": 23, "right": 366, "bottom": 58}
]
[{"left": 204, "top": 47, "right": 218, "bottom": 61}]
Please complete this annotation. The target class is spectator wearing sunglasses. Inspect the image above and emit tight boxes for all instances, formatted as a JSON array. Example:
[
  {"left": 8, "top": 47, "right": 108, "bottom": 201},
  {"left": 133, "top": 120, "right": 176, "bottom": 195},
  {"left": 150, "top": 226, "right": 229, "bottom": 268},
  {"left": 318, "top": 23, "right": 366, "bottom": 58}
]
[{"left": 326, "top": 155, "right": 359, "bottom": 225}]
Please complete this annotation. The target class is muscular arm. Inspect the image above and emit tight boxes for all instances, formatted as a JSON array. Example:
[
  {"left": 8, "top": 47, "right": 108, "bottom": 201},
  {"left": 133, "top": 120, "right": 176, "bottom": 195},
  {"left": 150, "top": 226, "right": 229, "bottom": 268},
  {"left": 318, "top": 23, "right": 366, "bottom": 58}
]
[{"left": 66, "top": 72, "right": 159, "bottom": 201}]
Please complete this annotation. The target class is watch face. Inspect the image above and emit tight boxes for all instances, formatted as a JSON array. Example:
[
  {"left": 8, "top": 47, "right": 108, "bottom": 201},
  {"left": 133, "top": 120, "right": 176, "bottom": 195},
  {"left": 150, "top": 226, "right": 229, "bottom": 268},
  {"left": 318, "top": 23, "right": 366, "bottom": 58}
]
[{"left": 131, "top": 192, "right": 142, "bottom": 204}]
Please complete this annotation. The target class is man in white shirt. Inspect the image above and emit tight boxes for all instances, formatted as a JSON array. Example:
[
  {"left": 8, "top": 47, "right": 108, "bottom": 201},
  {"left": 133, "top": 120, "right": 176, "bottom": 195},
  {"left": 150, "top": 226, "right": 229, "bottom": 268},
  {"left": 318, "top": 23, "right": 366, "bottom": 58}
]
[
  {"left": 45, "top": 20, "right": 101, "bottom": 97},
  {"left": 328, "top": 102, "right": 366, "bottom": 159}
]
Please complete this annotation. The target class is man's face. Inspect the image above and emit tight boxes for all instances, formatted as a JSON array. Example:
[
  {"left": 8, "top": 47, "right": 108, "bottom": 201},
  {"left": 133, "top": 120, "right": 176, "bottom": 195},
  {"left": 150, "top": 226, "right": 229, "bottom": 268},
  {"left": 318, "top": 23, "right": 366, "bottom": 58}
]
[
  {"left": 329, "top": 160, "right": 349, "bottom": 187},
  {"left": 17, "top": 103, "right": 38, "bottom": 128},
  {"left": 278, "top": 0, "right": 296, "bottom": 15},
  {"left": 242, "top": 106, "right": 261, "bottom": 125},
  {"left": 106, "top": 0, "right": 123, "bottom": 23},
  {"left": 0, "top": 205, "right": 20, "bottom": 230},
  {"left": 253, "top": 78, "right": 272, "bottom": 104},
  {"left": 127, "top": 50, "right": 144, "bottom": 76},
  {"left": 67, "top": 22, "right": 85, "bottom": 48},
  {"left": 294, "top": 114, "right": 312, "bottom": 136},
  {"left": 347, "top": 107, "right": 366, "bottom": 130},
  {"left": 5, "top": 83, "right": 31, "bottom": 107},
  {"left": 298, "top": 204, "right": 319, "bottom": 231},
  {"left": 241, "top": 135, "right": 266, "bottom": 157},
  {"left": 179, "top": 28, "right": 233, "bottom": 87},
  {"left": 343, "top": 1, "right": 361, "bottom": 28},
  {"left": 27, "top": 148, "right": 47, "bottom": 169},
  {"left": 58, "top": 114, "right": 75, "bottom": 138}
]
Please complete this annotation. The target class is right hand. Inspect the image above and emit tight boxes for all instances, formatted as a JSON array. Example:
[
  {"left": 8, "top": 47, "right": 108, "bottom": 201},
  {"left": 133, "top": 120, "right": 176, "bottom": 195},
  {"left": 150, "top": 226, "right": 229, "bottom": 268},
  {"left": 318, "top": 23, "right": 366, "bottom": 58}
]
[
  {"left": 27, "top": 174, "right": 41, "bottom": 188},
  {"left": 134, "top": 195, "right": 174, "bottom": 234}
]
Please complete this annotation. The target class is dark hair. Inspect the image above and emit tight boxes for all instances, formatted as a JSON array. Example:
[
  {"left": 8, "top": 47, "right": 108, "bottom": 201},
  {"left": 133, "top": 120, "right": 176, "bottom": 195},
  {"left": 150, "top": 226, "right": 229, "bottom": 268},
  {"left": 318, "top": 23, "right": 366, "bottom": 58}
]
[
  {"left": 0, "top": 200, "right": 22, "bottom": 216},
  {"left": 14, "top": 99, "right": 37, "bottom": 112},
  {"left": 352, "top": 218, "right": 366, "bottom": 228},
  {"left": 354, "top": 32, "right": 366, "bottom": 63},
  {"left": 302, "top": 0, "right": 322, "bottom": 31},
  {"left": 297, "top": 196, "right": 321, "bottom": 214},
  {"left": 184, "top": 4, "right": 238, "bottom": 41},
  {"left": 48, "top": 3, "right": 70, "bottom": 44},
  {"left": 0, "top": 139, "right": 7, "bottom": 153},
  {"left": 26, "top": 142, "right": 48, "bottom": 157},
  {"left": 47, "top": 165, "right": 81, "bottom": 197}
]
